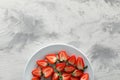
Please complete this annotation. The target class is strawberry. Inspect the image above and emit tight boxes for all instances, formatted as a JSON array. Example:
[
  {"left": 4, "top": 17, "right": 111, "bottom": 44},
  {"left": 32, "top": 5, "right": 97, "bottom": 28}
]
[
  {"left": 52, "top": 72, "right": 59, "bottom": 80},
  {"left": 36, "top": 60, "right": 48, "bottom": 68},
  {"left": 62, "top": 73, "right": 71, "bottom": 80},
  {"left": 32, "top": 76, "right": 40, "bottom": 80},
  {"left": 45, "top": 54, "right": 57, "bottom": 64},
  {"left": 68, "top": 55, "right": 76, "bottom": 65},
  {"left": 72, "top": 69, "right": 83, "bottom": 77},
  {"left": 76, "top": 56, "right": 85, "bottom": 70},
  {"left": 58, "top": 50, "right": 68, "bottom": 61},
  {"left": 64, "top": 65, "right": 75, "bottom": 73},
  {"left": 32, "top": 68, "right": 41, "bottom": 77},
  {"left": 70, "top": 76, "right": 79, "bottom": 80},
  {"left": 42, "top": 66, "right": 54, "bottom": 78},
  {"left": 56, "top": 62, "right": 66, "bottom": 72},
  {"left": 80, "top": 73, "right": 89, "bottom": 80},
  {"left": 31, "top": 50, "right": 88, "bottom": 80}
]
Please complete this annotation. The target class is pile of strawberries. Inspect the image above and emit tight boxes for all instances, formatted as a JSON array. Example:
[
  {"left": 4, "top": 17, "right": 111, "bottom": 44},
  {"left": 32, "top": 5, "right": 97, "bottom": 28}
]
[{"left": 32, "top": 50, "right": 89, "bottom": 80}]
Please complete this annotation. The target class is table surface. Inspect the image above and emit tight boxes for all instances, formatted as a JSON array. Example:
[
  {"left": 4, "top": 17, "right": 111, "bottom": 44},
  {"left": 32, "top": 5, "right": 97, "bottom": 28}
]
[{"left": 0, "top": 0, "right": 120, "bottom": 80}]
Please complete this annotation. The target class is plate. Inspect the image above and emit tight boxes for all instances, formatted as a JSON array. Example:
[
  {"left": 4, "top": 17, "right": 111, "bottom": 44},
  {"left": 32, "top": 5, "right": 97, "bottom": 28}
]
[{"left": 23, "top": 43, "right": 94, "bottom": 80}]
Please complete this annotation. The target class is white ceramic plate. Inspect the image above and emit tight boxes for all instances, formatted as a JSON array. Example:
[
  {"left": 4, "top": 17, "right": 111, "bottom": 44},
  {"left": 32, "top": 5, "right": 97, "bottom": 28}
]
[{"left": 23, "top": 43, "right": 94, "bottom": 80}]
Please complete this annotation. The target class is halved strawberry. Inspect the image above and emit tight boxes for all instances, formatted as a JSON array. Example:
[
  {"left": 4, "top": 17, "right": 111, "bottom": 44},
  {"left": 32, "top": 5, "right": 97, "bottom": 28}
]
[
  {"left": 56, "top": 62, "right": 66, "bottom": 72},
  {"left": 72, "top": 69, "right": 83, "bottom": 77},
  {"left": 32, "top": 68, "right": 41, "bottom": 77},
  {"left": 32, "top": 76, "right": 40, "bottom": 80},
  {"left": 42, "top": 66, "right": 54, "bottom": 78},
  {"left": 80, "top": 73, "right": 89, "bottom": 80},
  {"left": 70, "top": 76, "right": 79, "bottom": 80},
  {"left": 68, "top": 55, "right": 76, "bottom": 65},
  {"left": 36, "top": 60, "right": 48, "bottom": 68},
  {"left": 58, "top": 50, "right": 68, "bottom": 61},
  {"left": 64, "top": 65, "right": 75, "bottom": 73},
  {"left": 62, "top": 73, "right": 71, "bottom": 80},
  {"left": 45, "top": 54, "right": 57, "bottom": 64},
  {"left": 52, "top": 72, "right": 59, "bottom": 80},
  {"left": 76, "top": 56, "right": 84, "bottom": 70}
]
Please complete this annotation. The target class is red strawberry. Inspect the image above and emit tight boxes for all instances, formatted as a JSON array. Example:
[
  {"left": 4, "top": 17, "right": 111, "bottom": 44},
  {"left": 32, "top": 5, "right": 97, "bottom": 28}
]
[
  {"left": 64, "top": 65, "right": 75, "bottom": 73},
  {"left": 76, "top": 56, "right": 85, "bottom": 70},
  {"left": 58, "top": 50, "right": 68, "bottom": 61},
  {"left": 32, "top": 76, "right": 40, "bottom": 80},
  {"left": 80, "top": 73, "right": 89, "bottom": 80},
  {"left": 42, "top": 66, "right": 54, "bottom": 78},
  {"left": 72, "top": 69, "right": 83, "bottom": 77},
  {"left": 52, "top": 72, "right": 59, "bottom": 80},
  {"left": 62, "top": 73, "right": 71, "bottom": 80},
  {"left": 36, "top": 60, "right": 48, "bottom": 68},
  {"left": 68, "top": 55, "right": 76, "bottom": 65},
  {"left": 32, "top": 68, "right": 41, "bottom": 77},
  {"left": 45, "top": 54, "right": 57, "bottom": 64},
  {"left": 70, "top": 76, "right": 79, "bottom": 80},
  {"left": 56, "top": 62, "right": 66, "bottom": 72}
]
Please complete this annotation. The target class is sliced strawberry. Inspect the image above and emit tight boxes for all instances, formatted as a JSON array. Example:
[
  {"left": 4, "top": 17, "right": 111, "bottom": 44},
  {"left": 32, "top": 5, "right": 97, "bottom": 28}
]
[
  {"left": 62, "top": 73, "right": 71, "bottom": 80},
  {"left": 64, "top": 65, "right": 75, "bottom": 73},
  {"left": 42, "top": 66, "right": 54, "bottom": 78},
  {"left": 32, "top": 68, "right": 41, "bottom": 77},
  {"left": 36, "top": 60, "right": 48, "bottom": 68},
  {"left": 80, "top": 73, "right": 89, "bottom": 80},
  {"left": 45, "top": 54, "right": 57, "bottom": 64},
  {"left": 52, "top": 72, "right": 59, "bottom": 80},
  {"left": 58, "top": 50, "right": 68, "bottom": 61},
  {"left": 68, "top": 55, "right": 76, "bottom": 65},
  {"left": 70, "top": 76, "right": 79, "bottom": 80},
  {"left": 72, "top": 69, "right": 83, "bottom": 77},
  {"left": 32, "top": 76, "right": 39, "bottom": 80},
  {"left": 56, "top": 62, "right": 66, "bottom": 72},
  {"left": 76, "top": 56, "right": 85, "bottom": 70}
]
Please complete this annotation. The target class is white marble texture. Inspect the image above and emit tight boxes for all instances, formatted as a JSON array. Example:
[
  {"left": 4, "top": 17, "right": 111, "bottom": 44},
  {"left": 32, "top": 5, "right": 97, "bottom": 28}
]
[{"left": 0, "top": 0, "right": 120, "bottom": 80}]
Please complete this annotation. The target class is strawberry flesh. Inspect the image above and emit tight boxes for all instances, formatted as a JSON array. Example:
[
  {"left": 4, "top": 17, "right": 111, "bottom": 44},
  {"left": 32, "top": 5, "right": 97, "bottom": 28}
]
[
  {"left": 70, "top": 76, "right": 79, "bottom": 80},
  {"left": 76, "top": 56, "right": 85, "bottom": 70},
  {"left": 80, "top": 73, "right": 89, "bottom": 80},
  {"left": 45, "top": 54, "right": 57, "bottom": 64},
  {"left": 32, "top": 77, "right": 40, "bottom": 80},
  {"left": 52, "top": 72, "right": 59, "bottom": 80},
  {"left": 32, "top": 68, "right": 41, "bottom": 77},
  {"left": 72, "top": 69, "right": 83, "bottom": 77},
  {"left": 36, "top": 60, "right": 48, "bottom": 68},
  {"left": 68, "top": 55, "right": 76, "bottom": 65},
  {"left": 64, "top": 65, "right": 75, "bottom": 73},
  {"left": 62, "top": 73, "right": 71, "bottom": 80},
  {"left": 56, "top": 62, "right": 66, "bottom": 72},
  {"left": 58, "top": 51, "right": 69, "bottom": 61},
  {"left": 42, "top": 66, "right": 54, "bottom": 78}
]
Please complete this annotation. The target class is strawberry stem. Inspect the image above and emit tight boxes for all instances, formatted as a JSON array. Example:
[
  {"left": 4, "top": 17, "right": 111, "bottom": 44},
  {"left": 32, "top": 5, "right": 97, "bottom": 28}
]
[
  {"left": 82, "top": 65, "right": 88, "bottom": 72},
  {"left": 58, "top": 72, "right": 62, "bottom": 80},
  {"left": 84, "top": 65, "right": 88, "bottom": 69}
]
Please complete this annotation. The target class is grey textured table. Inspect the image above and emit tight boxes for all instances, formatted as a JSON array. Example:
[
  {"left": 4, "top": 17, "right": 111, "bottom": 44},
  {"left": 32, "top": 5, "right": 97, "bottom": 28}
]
[{"left": 0, "top": 0, "right": 120, "bottom": 80}]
